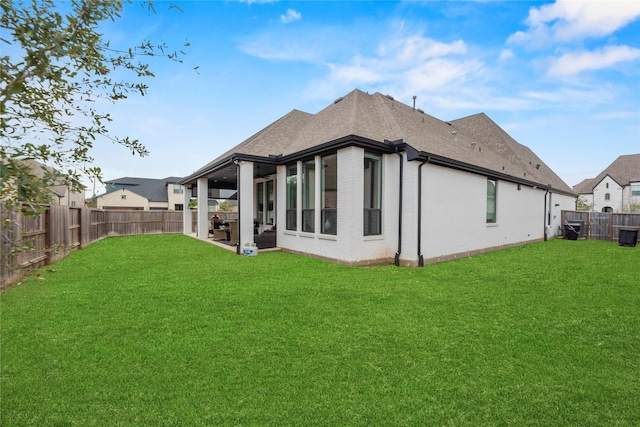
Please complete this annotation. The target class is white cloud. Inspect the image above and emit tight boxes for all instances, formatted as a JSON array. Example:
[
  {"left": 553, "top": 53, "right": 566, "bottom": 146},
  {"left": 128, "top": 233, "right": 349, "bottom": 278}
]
[
  {"left": 498, "top": 49, "right": 514, "bottom": 62},
  {"left": 508, "top": 0, "right": 640, "bottom": 46},
  {"left": 306, "top": 33, "right": 482, "bottom": 106},
  {"left": 280, "top": 8, "right": 301, "bottom": 24},
  {"left": 549, "top": 45, "right": 640, "bottom": 76}
]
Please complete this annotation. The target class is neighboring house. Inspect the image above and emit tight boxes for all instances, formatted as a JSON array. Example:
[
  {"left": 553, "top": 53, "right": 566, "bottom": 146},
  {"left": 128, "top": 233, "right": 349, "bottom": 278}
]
[
  {"left": 179, "top": 89, "right": 576, "bottom": 267},
  {"left": 17, "top": 159, "right": 86, "bottom": 207},
  {"left": 96, "top": 177, "right": 184, "bottom": 210},
  {"left": 573, "top": 154, "right": 640, "bottom": 213}
]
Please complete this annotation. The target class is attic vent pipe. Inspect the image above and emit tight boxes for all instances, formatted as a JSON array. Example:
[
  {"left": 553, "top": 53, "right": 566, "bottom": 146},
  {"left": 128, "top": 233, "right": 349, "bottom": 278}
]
[{"left": 412, "top": 95, "right": 417, "bottom": 110}]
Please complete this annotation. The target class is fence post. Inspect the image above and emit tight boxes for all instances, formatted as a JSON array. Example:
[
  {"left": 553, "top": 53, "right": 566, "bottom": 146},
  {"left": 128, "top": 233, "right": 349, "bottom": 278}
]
[{"left": 609, "top": 211, "right": 614, "bottom": 242}]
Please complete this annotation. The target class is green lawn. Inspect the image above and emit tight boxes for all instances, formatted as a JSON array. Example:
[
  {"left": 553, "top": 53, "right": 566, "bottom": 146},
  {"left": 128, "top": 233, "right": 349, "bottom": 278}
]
[{"left": 1, "top": 235, "right": 639, "bottom": 426}]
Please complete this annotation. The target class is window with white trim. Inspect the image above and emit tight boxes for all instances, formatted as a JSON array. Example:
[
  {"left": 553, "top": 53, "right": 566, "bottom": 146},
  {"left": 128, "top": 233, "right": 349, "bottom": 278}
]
[{"left": 486, "top": 178, "right": 497, "bottom": 223}]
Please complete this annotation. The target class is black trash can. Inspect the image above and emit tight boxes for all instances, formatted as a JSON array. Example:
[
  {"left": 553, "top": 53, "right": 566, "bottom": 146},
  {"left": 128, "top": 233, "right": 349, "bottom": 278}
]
[
  {"left": 564, "top": 222, "right": 581, "bottom": 240},
  {"left": 618, "top": 229, "right": 638, "bottom": 247}
]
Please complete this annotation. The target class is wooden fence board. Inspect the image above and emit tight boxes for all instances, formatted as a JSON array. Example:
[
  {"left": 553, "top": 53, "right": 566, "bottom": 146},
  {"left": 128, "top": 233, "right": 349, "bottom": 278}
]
[{"left": 562, "top": 211, "right": 640, "bottom": 243}]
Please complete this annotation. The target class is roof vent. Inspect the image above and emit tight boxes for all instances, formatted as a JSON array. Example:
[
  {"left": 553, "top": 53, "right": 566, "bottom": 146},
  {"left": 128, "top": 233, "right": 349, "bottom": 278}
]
[
  {"left": 535, "top": 164, "right": 540, "bottom": 169},
  {"left": 385, "top": 94, "right": 394, "bottom": 100},
  {"left": 471, "top": 142, "right": 476, "bottom": 151},
  {"left": 333, "top": 97, "right": 343, "bottom": 104},
  {"left": 417, "top": 108, "right": 424, "bottom": 114}
]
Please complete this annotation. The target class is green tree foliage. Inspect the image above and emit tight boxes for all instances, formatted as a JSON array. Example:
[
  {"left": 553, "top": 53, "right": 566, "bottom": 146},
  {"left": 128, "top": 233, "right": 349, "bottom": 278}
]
[
  {"left": 576, "top": 196, "right": 594, "bottom": 211},
  {"left": 1, "top": 0, "right": 188, "bottom": 212}
]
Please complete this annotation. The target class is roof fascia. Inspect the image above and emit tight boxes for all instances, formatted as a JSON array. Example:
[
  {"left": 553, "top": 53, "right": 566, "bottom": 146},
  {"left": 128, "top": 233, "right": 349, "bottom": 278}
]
[
  {"left": 178, "top": 157, "right": 237, "bottom": 185},
  {"left": 410, "top": 149, "right": 576, "bottom": 194},
  {"left": 178, "top": 136, "right": 391, "bottom": 185}
]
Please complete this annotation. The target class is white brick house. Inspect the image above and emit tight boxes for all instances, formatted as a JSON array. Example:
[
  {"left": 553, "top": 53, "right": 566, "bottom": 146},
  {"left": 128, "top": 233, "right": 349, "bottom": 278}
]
[
  {"left": 180, "top": 89, "right": 576, "bottom": 266},
  {"left": 573, "top": 154, "right": 640, "bottom": 213}
]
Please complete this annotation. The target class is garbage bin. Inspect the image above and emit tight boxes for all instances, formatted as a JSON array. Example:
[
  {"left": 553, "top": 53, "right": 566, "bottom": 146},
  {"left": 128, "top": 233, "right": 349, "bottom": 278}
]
[
  {"left": 564, "top": 222, "right": 581, "bottom": 240},
  {"left": 618, "top": 229, "right": 638, "bottom": 247}
]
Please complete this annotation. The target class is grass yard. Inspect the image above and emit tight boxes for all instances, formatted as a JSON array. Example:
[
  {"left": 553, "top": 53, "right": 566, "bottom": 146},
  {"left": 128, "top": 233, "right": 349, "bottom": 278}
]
[{"left": 1, "top": 235, "right": 639, "bottom": 426}]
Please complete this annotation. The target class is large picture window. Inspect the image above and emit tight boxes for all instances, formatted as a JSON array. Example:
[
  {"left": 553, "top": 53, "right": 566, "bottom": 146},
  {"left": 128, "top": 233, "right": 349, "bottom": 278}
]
[
  {"left": 321, "top": 154, "right": 337, "bottom": 235},
  {"left": 302, "top": 159, "right": 315, "bottom": 233},
  {"left": 364, "top": 152, "right": 382, "bottom": 235},
  {"left": 487, "top": 178, "right": 497, "bottom": 223},
  {"left": 286, "top": 164, "right": 297, "bottom": 231}
]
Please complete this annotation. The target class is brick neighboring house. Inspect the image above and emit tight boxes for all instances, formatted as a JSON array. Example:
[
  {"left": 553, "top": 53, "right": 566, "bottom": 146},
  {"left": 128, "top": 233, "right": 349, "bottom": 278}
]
[
  {"left": 573, "top": 154, "right": 640, "bottom": 213},
  {"left": 180, "top": 89, "right": 576, "bottom": 266},
  {"left": 96, "top": 177, "right": 184, "bottom": 210}
]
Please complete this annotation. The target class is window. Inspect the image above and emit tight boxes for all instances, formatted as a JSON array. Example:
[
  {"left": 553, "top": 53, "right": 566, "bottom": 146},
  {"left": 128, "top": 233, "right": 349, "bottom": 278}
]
[
  {"left": 606, "top": 183, "right": 609, "bottom": 189},
  {"left": 256, "top": 182, "right": 264, "bottom": 222},
  {"left": 632, "top": 185, "right": 640, "bottom": 196},
  {"left": 321, "top": 154, "right": 337, "bottom": 235},
  {"left": 266, "top": 180, "right": 274, "bottom": 225},
  {"left": 364, "top": 152, "right": 382, "bottom": 235},
  {"left": 302, "top": 159, "right": 315, "bottom": 232},
  {"left": 486, "top": 178, "right": 497, "bottom": 223},
  {"left": 173, "top": 184, "right": 183, "bottom": 194},
  {"left": 175, "top": 204, "right": 184, "bottom": 211},
  {"left": 605, "top": 193, "right": 610, "bottom": 201},
  {"left": 286, "top": 164, "right": 297, "bottom": 231}
]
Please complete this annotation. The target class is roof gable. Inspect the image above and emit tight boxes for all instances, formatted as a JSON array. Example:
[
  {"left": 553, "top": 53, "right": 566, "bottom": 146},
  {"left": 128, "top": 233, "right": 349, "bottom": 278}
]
[
  {"left": 571, "top": 154, "right": 640, "bottom": 193},
  {"left": 592, "top": 154, "right": 640, "bottom": 187}
]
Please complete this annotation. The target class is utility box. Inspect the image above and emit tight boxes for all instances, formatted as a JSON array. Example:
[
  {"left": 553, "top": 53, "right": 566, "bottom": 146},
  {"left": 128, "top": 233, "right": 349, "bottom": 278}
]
[{"left": 618, "top": 229, "right": 638, "bottom": 247}]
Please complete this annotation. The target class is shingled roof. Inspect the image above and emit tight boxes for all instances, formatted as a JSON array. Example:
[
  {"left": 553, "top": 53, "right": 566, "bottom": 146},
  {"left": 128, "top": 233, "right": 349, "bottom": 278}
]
[
  {"left": 572, "top": 154, "right": 640, "bottom": 193},
  {"left": 182, "top": 89, "right": 574, "bottom": 194},
  {"left": 105, "top": 177, "right": 182, "bottom": 202}
]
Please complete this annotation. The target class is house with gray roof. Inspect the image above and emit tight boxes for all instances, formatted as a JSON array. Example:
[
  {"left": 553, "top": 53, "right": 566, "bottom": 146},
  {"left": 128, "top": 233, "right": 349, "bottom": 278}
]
[
  {"left": 179, "top": 89, "right": 576, "bottom": 266},
  {"left": 573, "top": 154, "right": 640, "bottom": 213},
  {"left": 96, "top": 176, "right": 185, "bottom": 210}
]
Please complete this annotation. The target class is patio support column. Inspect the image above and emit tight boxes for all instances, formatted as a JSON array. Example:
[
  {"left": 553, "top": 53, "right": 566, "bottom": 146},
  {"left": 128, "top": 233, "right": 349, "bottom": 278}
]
[
  {"left": 238, "top": 160, "right": 255, "bottom": 249},
  {"left": 197, "top": 177, "right": 209, "bottom": 238},
  {"left": 182, "top": 184, "right": 191, "bottom": 234}
]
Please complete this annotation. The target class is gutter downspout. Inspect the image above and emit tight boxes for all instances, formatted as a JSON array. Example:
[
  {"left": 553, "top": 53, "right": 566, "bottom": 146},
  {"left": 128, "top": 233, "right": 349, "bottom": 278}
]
[
  {"left": 395, "top": 150, "right": 404, "bottom": 266},
  {"left": 417, "top": 160, "right": 428, "bottom": 267},
  {"left": 544, "top": 189, "right": 549, "bottom": 241}
]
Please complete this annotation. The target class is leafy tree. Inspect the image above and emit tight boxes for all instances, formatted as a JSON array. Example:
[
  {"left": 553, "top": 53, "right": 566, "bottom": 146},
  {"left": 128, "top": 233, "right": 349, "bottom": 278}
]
[
  {"left": 620, "top": 201, "right": 640, "bottom": 214},
  {"left": 576, "top": 196, "right": 594, "bottom": 211},
  {"left": 1, "top": 0, "right": 189, "bottom": 212},
  {"left": 218, "top": 200, "right": 232, "bottom": 212}
]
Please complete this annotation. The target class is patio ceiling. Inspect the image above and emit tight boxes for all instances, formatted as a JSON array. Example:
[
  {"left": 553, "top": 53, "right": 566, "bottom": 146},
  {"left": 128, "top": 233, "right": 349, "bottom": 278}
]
[{"left": 185, "top": 160, "right": 278, "bottom": 191}]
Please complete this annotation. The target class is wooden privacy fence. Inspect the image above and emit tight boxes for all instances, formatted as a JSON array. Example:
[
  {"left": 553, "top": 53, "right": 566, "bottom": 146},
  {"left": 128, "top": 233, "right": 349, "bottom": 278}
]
[
  {"left": 561, "top": 211, "right": 640, "bottom": 243},
  {"left": 1, "top": 206, "right": 185, "bottom": 290}
]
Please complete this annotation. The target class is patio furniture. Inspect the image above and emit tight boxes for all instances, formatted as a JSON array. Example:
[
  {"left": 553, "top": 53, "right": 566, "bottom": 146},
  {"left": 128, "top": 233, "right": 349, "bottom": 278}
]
[
  {"left": 228, "top": 221, "right": 239, "bottom": 245},
  {"left": 212, "top": 229, "right": 227, "bottom": 240}
]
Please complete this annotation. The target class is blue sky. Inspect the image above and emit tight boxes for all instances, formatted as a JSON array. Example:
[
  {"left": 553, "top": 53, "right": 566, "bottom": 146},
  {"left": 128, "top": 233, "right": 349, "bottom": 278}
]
[{"left": 90, "top": 0, "right": 640, "bottom": 194}]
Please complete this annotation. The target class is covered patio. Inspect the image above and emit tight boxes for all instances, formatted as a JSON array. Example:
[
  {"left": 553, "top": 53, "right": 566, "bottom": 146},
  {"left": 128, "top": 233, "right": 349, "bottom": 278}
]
[{"left": 179, "top": 155, "right": 279, "bottom": 254}]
